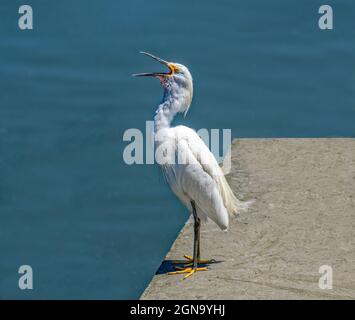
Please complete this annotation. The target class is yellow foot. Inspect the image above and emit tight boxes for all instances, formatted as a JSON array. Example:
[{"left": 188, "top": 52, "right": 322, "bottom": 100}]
[
  {"left": 183, "top": 255, "right": 216, "bottom": 264},
  {"left": 171, "top": 255, "right": 216, "bottom": 267},
  {"left": 168, "top": 267, "right": 208, "bottom": 279}
]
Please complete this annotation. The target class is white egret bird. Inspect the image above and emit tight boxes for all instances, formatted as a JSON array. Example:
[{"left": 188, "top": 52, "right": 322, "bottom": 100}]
[{"left": 134, "top": 52, "right": 249, "bottom": 279}]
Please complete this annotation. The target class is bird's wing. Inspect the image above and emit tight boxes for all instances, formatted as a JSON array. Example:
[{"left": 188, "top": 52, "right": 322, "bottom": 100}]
[{"left": 168, "top": 126, "right": 244, "bottom": 229}]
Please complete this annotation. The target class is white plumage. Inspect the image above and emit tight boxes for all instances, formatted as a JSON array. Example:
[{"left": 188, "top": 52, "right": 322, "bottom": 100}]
[
  {"left": 157, "top": 124, "right": 243, "bottom": 230},
  {"left": 134, "top": 52, "right": 249, "bottom": 278}
]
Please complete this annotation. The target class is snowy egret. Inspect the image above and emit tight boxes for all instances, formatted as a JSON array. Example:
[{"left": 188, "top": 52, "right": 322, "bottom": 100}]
[{"left": 134, "top": 52, "right": 249, "bottom": 279}]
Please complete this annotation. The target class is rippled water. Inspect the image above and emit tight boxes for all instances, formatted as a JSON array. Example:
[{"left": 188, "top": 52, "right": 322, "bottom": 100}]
[{"left": 0, "top": 0, "right": 354, "bottom": 299}]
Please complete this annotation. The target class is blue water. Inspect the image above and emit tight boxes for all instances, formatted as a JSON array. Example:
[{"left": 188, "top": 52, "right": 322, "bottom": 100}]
[{"left": 0, "top": 0, "right": 354, "bottom": 299}]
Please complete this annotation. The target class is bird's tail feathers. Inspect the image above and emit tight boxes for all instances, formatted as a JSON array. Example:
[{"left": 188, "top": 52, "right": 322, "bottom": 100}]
[{"left": 215, "top": 174, "right": 253, "bottom": 215}]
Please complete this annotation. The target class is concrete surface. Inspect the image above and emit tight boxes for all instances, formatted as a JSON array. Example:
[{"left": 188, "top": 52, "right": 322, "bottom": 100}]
[{"left": 141, "top": 139, "right": 355, "bottom": 299}]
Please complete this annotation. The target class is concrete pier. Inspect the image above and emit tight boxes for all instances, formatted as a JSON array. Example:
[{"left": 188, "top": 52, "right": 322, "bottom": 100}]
[{"left": 141, "top": 139, "right": 355, "bottom": 300}]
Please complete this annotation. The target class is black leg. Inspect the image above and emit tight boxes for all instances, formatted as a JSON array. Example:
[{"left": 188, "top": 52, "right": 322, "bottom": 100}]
[
  {"left": 167, "top": 201, "right": 208, "bottom": 278},
  {"left": 191, "top": 200, "right": 200, "bottom": 270},
  {"left": 197, "top": 219, "right": 201, "bottom": 261}
]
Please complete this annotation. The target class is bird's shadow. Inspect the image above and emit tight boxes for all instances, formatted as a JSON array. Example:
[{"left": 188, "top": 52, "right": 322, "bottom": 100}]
[{"left": 155, "top": 259, "right": 223, "bottom": 275}]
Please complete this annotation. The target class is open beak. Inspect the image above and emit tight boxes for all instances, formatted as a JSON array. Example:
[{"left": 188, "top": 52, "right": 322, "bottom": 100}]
[{"left": 133, "top": 52, "right": 175, "bottom": 77}]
